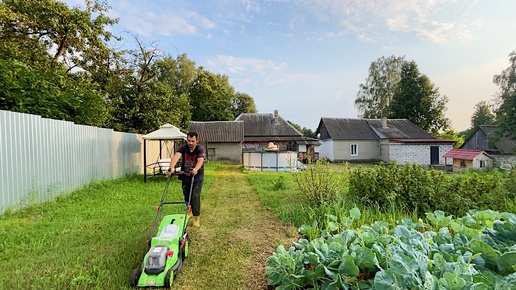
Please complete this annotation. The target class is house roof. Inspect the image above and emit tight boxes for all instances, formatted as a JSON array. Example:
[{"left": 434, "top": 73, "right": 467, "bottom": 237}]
[
  {"left": 241, "top": 135, "right": 320, "bottom": 145},
  {"left": 188, "top": 121, "right": 244, "bottom": 143},
  {"left": 390, "top": 139, "right": 455, "bottom": 144},
  {"left": 317, "top": 118, "right": 446, "bottom": 141},
  {"left": 366, "top": 119, "right": 436, "bottom": 139},
  {"left": 443, "top": 149, "right": 491, "bottom": 160},
  {"left": 235, "top": 112, "right": 302, "bottom": 137},
  {"left": 318, "top": 118, "right": 378, "bottom": 140},
  {"left": 475, "top": 125, "right": 516, "bottom": 154}
]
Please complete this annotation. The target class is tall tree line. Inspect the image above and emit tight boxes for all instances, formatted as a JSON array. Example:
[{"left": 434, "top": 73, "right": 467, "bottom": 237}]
[{"left": 0, "top": 0, "right": 257, "bottom": 134}]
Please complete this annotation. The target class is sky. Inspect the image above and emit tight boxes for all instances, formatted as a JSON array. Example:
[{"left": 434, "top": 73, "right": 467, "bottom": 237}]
[{"left": 67, "top": 0, "right": 516, "bottom": 132}]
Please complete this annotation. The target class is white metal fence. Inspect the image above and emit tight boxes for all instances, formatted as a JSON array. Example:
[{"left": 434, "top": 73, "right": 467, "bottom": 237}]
[{"left": 0, "top": 110, "right": 146, "bottom": 214}]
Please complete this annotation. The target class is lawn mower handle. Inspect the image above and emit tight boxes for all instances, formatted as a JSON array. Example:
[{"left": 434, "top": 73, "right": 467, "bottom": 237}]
[{"left": 149, "top": 171, "right": 195, "bottom": 242}]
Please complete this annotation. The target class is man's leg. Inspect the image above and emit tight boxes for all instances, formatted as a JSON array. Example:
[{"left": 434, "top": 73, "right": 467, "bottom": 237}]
[
  {"left": 190, "top": 180, "right": 203, "bottom": 216},
  {"left": 191, "top": 180, "right": 203, "bottom": 227}
]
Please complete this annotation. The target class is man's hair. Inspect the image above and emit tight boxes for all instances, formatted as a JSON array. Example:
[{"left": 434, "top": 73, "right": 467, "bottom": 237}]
[{"left": 187, "top": 132, "right": 198, "bottom": 139}]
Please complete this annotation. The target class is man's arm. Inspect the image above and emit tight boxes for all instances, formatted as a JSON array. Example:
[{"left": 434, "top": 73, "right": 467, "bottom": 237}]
[
  {"left": 167, "top": 152, "right": 182, "bottom": 175},
  {"left": 191, "top": 157, "right": 204, "bottom": 175}
]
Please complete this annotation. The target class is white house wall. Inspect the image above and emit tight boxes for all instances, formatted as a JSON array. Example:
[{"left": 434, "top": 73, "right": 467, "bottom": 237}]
[
  {"left": 318, "top": 139, "right": 334, "bottom": 161},
  {"left": 389, "top": 144, "right": 453, "bottom": 165},
  {"left": 472, "top": 154, "right": 494, "bottom": 169},
  {"left": 332, "top": 140, "right": 379, "bottom": 162}
]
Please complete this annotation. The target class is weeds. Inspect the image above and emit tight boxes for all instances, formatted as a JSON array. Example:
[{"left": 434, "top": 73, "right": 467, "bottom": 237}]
[{"left": 290, "top": 159, "right": 348, "bottom": 206}]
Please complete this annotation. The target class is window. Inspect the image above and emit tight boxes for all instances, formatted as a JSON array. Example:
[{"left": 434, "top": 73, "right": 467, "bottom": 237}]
[
  {"left": 286, "top": 141, "right": 297, "bottom": 151},
  {"left": 480, "top": 160, "right": 486, "bottom": 168},
  {"left": 350, "top": 144, "right": 358, "bottom": 156}
]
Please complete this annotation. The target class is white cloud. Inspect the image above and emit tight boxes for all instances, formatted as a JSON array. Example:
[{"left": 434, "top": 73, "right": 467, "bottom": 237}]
[
  {"left": 108, "top": 1, "right": 216, "bottom": 37},
  {"left": 298, "top": 0, "right": 480, "bottom": 44},
  {"left": 203, "top": 55, "right": 319, "bottom": 85}
]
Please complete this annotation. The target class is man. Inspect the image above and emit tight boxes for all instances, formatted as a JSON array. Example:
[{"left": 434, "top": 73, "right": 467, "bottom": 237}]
[{"left": 167, "top": 132, "right": 205, "bottom": 227}]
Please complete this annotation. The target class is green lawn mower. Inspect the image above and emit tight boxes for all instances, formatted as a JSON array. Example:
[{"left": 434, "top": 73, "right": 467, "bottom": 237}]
[{"left": 130, "top": 172, "right": 194, "bottom": 288}]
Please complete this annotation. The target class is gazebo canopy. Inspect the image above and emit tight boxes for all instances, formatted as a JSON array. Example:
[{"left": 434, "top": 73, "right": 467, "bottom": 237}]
[{"left": 143, "top": 123, "right": 186, "bottom": 140}]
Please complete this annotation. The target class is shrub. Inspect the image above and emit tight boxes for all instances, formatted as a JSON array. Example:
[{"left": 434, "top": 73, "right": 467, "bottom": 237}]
[
  {"left": 349, "top": 163, "right": 512, "bottom": 216},
  {"left": 290, "top": 159, "right": 347, "bottom": 206}
]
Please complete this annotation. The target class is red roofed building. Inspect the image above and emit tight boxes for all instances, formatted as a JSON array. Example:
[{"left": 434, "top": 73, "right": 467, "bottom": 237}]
[{"left": 443, "top": 149, "right": 494, "bottom": 171}]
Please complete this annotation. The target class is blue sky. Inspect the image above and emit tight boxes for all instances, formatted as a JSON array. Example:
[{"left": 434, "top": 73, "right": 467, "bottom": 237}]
[{"left": 69, "top": 0, "right": 516, "bottom": 132}]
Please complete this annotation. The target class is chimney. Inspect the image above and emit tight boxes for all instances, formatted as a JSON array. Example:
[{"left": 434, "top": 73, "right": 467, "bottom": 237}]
[
  {"left": 273, "top": 110, "right": 278, "bottom": 118},
  {"left": 381, "top": 117, "right": 388, "bottom": 129}
]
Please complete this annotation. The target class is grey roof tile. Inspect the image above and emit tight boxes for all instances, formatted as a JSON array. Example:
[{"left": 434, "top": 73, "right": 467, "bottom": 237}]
[{"left": 188, "top": 121, "right": 244, "bottom": 143}]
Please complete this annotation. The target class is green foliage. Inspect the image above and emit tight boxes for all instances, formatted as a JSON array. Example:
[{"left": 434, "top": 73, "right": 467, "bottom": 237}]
[
  {"left": 231, "top": 92, "right": 257, "bottom": 118},
  {"left": 349, "top": 163, "right": 514, "bottom": 217},
  {"left": 471, "top": 101, "right": 496, "bottom": 129},
  {"left": 291, "top": 159, "right": 347, "bottom": 206},
  {"left": 267, "top": 209, "right": 516, "bottom": 289},
  {"left": 355, "top": 55, "right": 407, "bottom": 118},
  {"left": 272, "top": 176, "right": 287, "bottom": 191},
  {"left": 389, "top": 61, "right": 450, "bottom": 135},
  {"left": 436, "top": 128, "right": 465, "bottom": 148},
  {"left": 189, "top": 70, "right": 235, "bottom": 122},
  {"left": 0, "top": 0, "right": 258, "bottom": 133},
  {"left": 493, "top": 50, "right": 516, "bottom": 141}
]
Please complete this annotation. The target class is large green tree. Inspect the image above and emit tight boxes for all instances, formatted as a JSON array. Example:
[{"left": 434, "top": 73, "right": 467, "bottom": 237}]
[
  {"left": 389, "top": 61, "right": 450, "bottom": 135},
  {"left": 355, "top": 55, "right": 407, "bottom": 118},
  {"left": 493, "top": 50, "right": 516, "bottom": 140},
  {"left": 231, "top": 92, "right": 257, "bottom": 119},
  {"left": 471, "top": 101, "right": 496, "bottom": 128},
  {"left": 106, "top": 38, "right": 190, "bottom": 133},
  {"left": 0, "top": 0, "right": 115, "bottom": 126},
  {"left": 189, "top": 70, "right": 235, "bottom": 121}
]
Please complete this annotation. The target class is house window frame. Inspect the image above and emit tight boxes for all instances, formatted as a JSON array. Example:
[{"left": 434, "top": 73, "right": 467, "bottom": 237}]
[
  {"left": 286, "top": 141, "right": 297, "bottom": 151},
  {"left": 350, "top": 144, "right": 358, "bottom": 156},
  {"left": 480, "top": 160, "right": 486, "bottom": 168}
]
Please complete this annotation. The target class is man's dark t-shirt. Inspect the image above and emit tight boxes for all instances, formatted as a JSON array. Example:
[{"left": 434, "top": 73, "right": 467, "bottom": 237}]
[{"left": 177, "top": 144, "right": 205, "bottom": 182}]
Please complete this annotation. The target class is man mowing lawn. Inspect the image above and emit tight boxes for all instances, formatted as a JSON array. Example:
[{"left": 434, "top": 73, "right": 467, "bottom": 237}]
[{"left": 167, "top": 132, "right": 205, "bottom": 227}]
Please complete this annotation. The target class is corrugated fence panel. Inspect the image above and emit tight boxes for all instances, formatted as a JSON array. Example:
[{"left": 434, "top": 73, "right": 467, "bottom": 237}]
[{"left": 0, "top": 110, "right": 143, "bottom": 214}]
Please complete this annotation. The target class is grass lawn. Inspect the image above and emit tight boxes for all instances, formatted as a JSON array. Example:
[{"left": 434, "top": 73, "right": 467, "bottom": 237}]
[{"left": 0, "top": 163, "right": 295, "bottom": 290}]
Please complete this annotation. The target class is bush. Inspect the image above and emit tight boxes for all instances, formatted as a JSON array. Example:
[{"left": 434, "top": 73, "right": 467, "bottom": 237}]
[
  {"left": 349, "top": 163, "right": 512, "bottom": 216},
  {"left": 290, "top": 159, "right": 347, "bottom": 206}
]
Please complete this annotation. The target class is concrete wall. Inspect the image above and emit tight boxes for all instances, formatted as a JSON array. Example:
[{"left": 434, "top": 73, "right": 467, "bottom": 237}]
[
  {"left": 332, "top": 140, "right": 379, "bottom": 162},
  {"left": 205, "top": 142, "right": 242, "bottom": 164}
]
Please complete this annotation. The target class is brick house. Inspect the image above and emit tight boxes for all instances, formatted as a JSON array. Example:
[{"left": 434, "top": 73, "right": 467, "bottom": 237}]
[{"left": 315, "top": 117, "right": 455, "bottom": 165}]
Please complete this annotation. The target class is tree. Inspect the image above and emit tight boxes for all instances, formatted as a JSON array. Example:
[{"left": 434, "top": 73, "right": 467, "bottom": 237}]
[
  {"left": 436, "top": 128, "right": 464, "bottom": 148},
  {"left": 231, "top": 92, "right": 257, "bottom": 119},
  {"left": 389, "top": 61, "right": 450, "bottom": 135},
  {"left": 287, "top": 121, "right": 316, "bottom": 138},
  {"left": 0, "top": 0, "right": 115, "bottom": 126},
  {"left": 471, "top": 101, "right": 496, "bottom": 128},
  {"left": 493, "top": 50, "right": 516, "bottom": 140},
  {"left": 355, "top": 55, "right": 407, "bottom": 118},
  {"left": 0, "top": 0, "right": 117, "bottom": 68},
  {"left": 105, "top": 38, "right": 190, "bottom": 133},
  {"left": 189, "top": 70, "right": 235, "bottom": 121}
]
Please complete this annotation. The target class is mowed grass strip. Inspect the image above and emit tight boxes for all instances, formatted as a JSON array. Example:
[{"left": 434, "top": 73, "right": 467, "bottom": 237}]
[
  {"left": 172, "top": 164, "right": 294, "bottom": 290},
  {"left": 0, "top": 163, "right": 294, "bottom": 289}
]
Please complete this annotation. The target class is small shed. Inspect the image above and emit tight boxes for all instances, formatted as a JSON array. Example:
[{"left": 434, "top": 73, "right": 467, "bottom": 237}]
[
  {"left": 443, "top": 149, "right": 494, "bottom": 172},
  {"left": 142, "top": 123, "right": 187, "bottom": 182},
  {"left": 188, "top": 121, "right": 244, "bottom": 164}
]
